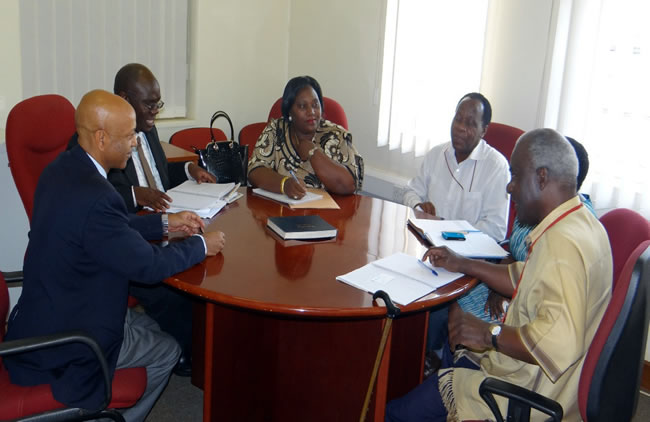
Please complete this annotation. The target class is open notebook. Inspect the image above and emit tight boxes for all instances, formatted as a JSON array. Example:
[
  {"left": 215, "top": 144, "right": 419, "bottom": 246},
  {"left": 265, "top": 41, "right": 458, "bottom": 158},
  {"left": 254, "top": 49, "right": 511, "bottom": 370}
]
[{"left": 337, "top": 252, "right": 463, "bottom": 305}]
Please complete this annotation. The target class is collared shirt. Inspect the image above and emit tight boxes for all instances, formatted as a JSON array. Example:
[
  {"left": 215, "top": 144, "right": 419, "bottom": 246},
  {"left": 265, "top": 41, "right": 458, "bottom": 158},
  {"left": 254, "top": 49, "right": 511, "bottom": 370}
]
[
  {"left": 446, "top": 196, "right": 612, "bottom": 421},
  {"left": 129, "top": 132, "right": 195, "bottom": 207},
  {"left": 403, "top": 139, "right": 510, "bottom": 241},
  {"left": 86, "top": 152, "right": 107, "bottom": 179},
  {"left": 132, "top": 132, "right": 165, "bottom": 191}
]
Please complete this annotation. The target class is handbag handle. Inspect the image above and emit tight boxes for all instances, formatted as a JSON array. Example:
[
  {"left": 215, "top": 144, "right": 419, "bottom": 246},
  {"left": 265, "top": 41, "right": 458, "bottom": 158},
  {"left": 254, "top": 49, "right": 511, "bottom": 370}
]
[{"left": 209, "top": 110, "right": 235, "bottom": 142}]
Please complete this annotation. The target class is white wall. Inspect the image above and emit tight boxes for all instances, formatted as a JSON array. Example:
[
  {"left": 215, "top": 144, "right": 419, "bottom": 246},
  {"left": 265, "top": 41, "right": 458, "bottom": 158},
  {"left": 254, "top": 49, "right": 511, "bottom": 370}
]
[{"left": 0, "top": 1, "right": 22, "bottom": 142}]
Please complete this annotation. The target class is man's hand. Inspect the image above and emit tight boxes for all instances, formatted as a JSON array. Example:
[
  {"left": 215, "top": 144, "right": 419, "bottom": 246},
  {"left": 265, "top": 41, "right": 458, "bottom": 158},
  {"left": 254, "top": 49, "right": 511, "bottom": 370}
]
[
  {"left": 416, "top": 201, "right": 436, "bottom": 215},
  {"left": 448, "top": 302, "right": 491, "bottom": 352},
  {"left": 284, "top": 177, "right": 307, "bottom": 200},
  {"left": 422, "top": 246, "right": 468, "bottom": 273},
  {"left": 203, "top": 231, "right": 226, "bottom": 255},
  {"left": 485, "top": 289, "right": 509, "bottom": 321},
  {"left": 168, "top": 211, "right": 205, "bottom": 235},
  {"left": 134, "top": 186, "right": 172, "bottom": 212},
  {"left": 188, "top": 163, "right": 216, "bottom": 183}
]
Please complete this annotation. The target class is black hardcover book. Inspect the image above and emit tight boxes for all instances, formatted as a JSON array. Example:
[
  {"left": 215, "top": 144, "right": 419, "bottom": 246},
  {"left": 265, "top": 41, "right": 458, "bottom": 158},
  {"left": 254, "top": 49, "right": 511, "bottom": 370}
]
[{"left": 266, "top": 215, "right": 337, "bottom": 240}]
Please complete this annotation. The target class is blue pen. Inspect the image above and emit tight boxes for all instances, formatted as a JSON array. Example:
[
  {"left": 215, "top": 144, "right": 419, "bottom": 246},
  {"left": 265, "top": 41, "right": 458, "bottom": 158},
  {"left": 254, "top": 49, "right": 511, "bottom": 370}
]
[
  {"left": 417, "top": 259, "right": 439, "bottom": 276},
  {"left": 288, "top": 170, "right": 300, "bottom": 184}
]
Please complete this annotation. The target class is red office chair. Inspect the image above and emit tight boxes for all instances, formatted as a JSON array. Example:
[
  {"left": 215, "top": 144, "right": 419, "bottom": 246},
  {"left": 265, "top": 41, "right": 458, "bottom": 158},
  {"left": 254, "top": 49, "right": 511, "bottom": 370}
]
[
  {"left": 600, "top": 208, "right": 650, "bottom": 280},
  {"left": 0, "top": 273, "right": 147, "bottom": 421},
  {"left": 483, "top": 122, "right": 524, "bottom": 162},
  {"left": 476, "top": 214, "right": 650, "bottom": 422},
  {"left": 267, "top": 96, "right": 349, "bottom": 130},
  {"left": 238, "top": 122, "right": 267, "bottom": 160},
  {"left": 6, "top": 94, "right": 76, "bottom": 222},
  {"left": 169, "top": 127, "right": 228, "bottom": 153},
  {"left": 483, "top": 122, "right": 525, "bottom": 239}
]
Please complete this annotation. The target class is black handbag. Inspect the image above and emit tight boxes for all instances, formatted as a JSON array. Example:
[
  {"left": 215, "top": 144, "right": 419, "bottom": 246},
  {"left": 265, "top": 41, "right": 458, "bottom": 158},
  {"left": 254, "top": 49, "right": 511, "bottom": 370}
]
[{"left": 195, "top": 111, "right": 248, "bottom": 185}]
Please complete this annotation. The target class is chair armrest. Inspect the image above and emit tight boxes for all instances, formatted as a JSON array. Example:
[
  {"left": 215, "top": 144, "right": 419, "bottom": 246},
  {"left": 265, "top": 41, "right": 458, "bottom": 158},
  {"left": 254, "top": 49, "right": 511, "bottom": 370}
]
[
  {"left": 2, "top": 270, "right": 24, "bottom": 284},
  {"left": 0, "top": 330, "right": 112, "bottom": 415},
  {"left": 479, "top": 377, "right": 563, "bottom": 422}
]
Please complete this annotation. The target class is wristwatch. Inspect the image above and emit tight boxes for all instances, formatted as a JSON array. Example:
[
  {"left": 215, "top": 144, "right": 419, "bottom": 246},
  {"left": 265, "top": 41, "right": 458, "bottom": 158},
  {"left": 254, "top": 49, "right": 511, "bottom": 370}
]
[
  {"left": 489, "top": 324, "right": 502, "bottom": 349},
  {"left": 162, "top": 213, "right": 169, "bottom": 236}
]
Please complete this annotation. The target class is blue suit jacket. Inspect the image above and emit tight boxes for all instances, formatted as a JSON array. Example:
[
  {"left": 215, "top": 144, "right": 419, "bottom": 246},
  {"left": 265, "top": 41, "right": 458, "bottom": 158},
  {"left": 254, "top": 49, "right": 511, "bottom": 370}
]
[{"left": 4, "top": 145, "right": 205, "bottom": 410}]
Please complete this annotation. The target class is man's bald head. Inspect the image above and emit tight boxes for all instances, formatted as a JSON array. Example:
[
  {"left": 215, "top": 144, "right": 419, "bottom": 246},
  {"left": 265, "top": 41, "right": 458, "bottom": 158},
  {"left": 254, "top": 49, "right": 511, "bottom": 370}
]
[{"left": 76, "top": 90, "right": 137, "bottom": 171}]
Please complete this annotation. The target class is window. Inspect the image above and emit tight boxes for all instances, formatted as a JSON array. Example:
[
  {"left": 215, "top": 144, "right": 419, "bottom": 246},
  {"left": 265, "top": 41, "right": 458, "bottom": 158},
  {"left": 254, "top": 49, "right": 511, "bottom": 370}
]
[
  {"left": 378, "top": 0, "right": 489, "bottom": 157},
  {"left": 545, "top": 0, "right": 650, "bottom": 217},
  {"left": 19, "top": 0, "right": 188, "bottom": 118}
]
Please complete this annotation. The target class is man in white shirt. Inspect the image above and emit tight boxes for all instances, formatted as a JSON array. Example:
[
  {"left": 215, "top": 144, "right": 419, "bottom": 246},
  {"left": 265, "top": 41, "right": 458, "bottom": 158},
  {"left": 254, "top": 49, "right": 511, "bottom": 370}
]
[{"left": 403, "top": 93, "right": 509, "bottom": 241}]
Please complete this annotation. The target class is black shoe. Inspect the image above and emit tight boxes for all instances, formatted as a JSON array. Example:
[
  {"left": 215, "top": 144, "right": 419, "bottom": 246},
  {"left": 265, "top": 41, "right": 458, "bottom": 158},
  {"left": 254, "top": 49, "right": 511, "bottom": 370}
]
[{"left": 173, "top": 354, "right": 192, "bottom": 377}]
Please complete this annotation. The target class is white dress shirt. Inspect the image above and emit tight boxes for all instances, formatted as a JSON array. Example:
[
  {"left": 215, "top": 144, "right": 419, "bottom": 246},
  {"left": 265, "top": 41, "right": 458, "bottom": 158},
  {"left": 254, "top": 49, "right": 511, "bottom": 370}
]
[
  {"left": 129, "top": 132, "right": 195, "bottom": 207},
  {"left": 403, "top": 139, "right": 510, "bottom": 241}
]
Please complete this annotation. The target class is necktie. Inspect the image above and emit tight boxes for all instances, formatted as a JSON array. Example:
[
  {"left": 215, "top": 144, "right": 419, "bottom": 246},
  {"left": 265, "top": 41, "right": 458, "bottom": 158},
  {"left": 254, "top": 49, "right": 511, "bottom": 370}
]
[{"left": 136, "top": 137, "right": 158, "bottom": 189}]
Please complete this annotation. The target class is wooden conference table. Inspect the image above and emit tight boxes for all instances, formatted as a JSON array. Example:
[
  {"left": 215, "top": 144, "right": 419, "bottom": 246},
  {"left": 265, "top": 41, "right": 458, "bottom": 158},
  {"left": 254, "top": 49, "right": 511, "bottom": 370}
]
[
  {"left": 160, "top": 141, "right": 199, "bottom": 164},
  {"left": 164, "top": 190, "right": 476, "bottom": 422}
]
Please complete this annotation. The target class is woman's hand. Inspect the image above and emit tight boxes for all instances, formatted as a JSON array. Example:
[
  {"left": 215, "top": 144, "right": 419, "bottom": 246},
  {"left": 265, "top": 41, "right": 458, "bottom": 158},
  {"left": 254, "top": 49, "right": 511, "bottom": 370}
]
[{"left": 284, "top": 177, "right": 307, "bottom": 199}]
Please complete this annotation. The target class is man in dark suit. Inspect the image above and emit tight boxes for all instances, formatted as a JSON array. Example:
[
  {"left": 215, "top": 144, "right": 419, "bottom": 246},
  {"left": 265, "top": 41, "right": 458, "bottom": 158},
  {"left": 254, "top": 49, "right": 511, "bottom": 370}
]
[
  {"left": 5, "top": 90, "right": 226, "bottom": 422},
  {"left": 68, "top": 63, "right": 214, "bottom": 376},
  {"left": 69, "top": 63, "right": 215, "bottom": 213}
]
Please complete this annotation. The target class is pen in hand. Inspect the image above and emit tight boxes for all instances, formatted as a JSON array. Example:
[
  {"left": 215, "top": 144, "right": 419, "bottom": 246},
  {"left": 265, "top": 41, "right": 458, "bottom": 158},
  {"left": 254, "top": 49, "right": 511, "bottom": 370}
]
[
  {"left": 288, "top": 170, "right": 300, "bottom": 185},
  {"left": 417, "top": 259, "right": 438, "bottom": 276}
]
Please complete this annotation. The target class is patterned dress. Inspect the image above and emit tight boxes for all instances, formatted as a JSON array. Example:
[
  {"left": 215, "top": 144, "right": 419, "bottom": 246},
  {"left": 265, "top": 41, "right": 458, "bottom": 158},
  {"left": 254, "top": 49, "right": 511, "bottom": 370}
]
[{"left": 248, "top": 118, "right": 364, "bottom": 191}]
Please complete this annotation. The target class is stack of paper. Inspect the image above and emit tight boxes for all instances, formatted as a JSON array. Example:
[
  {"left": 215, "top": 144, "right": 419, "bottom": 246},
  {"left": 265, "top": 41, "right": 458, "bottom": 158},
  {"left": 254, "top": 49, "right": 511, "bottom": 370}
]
[
  {"left": 252, "top": 188, "right": 322, "bottom": 205},
  {"left": 165, "top": 181, "right": 241, "bottom": 218},
  {"left": 408, "top": 219, "right": 508, "bottom": 259},
  {"left": 336, "top": 252, "right": 463, "bottom": 305}
]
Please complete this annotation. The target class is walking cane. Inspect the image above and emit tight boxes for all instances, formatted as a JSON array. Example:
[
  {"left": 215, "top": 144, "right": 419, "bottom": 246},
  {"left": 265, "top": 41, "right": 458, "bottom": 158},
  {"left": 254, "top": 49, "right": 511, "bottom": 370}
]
[{"left": 359, "top": 290, "right": 401, "bottom": 422}]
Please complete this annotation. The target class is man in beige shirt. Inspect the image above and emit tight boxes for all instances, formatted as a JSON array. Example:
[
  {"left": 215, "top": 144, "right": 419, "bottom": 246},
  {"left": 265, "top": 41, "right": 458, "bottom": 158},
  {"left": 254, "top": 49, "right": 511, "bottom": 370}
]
[{"left": 386, "top": 128, "right": 612, "bottom": 422}]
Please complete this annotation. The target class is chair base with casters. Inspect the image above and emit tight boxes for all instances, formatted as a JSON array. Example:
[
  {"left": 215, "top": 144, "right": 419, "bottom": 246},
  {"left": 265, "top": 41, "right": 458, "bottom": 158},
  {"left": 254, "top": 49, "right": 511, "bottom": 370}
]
[{"left": 0, "top": 273, "right": 147, "bottom": 422}]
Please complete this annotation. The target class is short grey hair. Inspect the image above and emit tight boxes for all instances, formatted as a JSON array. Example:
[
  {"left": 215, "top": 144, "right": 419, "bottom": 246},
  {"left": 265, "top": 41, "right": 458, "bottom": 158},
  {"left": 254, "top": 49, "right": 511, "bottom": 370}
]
[{"left": 520, "top": 128, "right": 578, "bottom": 188}]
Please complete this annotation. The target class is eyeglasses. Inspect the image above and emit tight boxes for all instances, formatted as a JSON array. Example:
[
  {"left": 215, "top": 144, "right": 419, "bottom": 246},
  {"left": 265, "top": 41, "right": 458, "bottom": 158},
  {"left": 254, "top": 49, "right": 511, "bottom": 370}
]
[{"left": 144, "top": 100, "right": 164, "bottom": 111}]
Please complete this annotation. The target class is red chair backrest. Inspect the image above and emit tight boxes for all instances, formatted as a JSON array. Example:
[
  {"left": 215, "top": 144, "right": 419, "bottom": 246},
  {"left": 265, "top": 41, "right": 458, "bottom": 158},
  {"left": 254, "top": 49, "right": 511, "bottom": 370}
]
[
  {"left": 483, "top": 122, "right": 524, "bottom": 239},
  {"left": 483, "top": 122, "right": 524, "bottom": 162},
  {"left": 238, "top": 122, "right": 267, "bottom": 160},
  {"left": 267, "top": 96, "right": 349, "bottom": 130},
  {"left": 169, "top": 128, "right": 228, "bottom": 153},
  {"left": 6, "top": 95, "right": 76, "bottom": 222},
  {"left": 578, "top": 240, "right": 650, "bottom": 422},
  {"left": 600, "top": 208, "right": 650, "bottom": 281}
]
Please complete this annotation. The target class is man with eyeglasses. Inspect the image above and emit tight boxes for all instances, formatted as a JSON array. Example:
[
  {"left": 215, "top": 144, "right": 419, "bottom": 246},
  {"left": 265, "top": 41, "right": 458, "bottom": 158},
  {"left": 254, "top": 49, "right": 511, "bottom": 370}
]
[{"left": 110, "top": 63, "right": 216, "bottom": 212}]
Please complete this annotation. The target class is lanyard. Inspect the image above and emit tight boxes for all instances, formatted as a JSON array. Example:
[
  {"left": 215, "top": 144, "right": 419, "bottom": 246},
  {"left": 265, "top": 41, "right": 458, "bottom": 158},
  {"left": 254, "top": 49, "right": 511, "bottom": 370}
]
[
  {"left": 508, "top": 203, "right": 584, "bottom": 309},
  {"left": 444, "top": 148, "right": 477, "bottom": 192}
]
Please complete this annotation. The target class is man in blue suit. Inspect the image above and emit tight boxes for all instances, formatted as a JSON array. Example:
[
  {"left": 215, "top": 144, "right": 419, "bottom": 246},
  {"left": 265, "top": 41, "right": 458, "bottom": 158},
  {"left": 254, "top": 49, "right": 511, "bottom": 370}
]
[
  {"left": 68, "top": 64, "right": 216, "bottom": 376},
  {"left": 4, "top": 90, "right": 226, "bottom": 422}
]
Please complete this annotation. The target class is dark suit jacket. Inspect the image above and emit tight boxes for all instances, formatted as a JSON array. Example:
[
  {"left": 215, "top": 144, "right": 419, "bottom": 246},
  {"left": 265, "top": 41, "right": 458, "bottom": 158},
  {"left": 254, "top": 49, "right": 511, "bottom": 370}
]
[
  {"left": 68, "top": 126, "right": 188, "bottom": 212},
  {"left": 4, "top": 145, "right": 205, "bottom": 410}
]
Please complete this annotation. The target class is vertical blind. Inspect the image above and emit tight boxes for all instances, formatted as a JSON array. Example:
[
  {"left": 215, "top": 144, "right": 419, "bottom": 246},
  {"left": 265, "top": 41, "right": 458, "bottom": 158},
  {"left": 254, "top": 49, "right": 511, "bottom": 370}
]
[
  {"left": 545, "top": 0, "right": 650, "bottom": 217},
  {"left": 378, "top": 0, "right": 489, "bottom": 158},
  {"left": 19, "top": 0, "right": 188, "bottom": 118}
]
